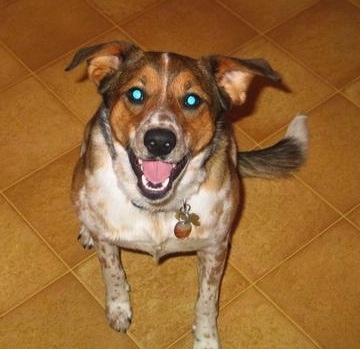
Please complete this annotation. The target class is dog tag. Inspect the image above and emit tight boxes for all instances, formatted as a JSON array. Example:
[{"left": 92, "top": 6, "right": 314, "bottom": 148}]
[
  {"left": 174, "top": 202, "right": 200, "bottom": 239},
  {"left": 174, "top": 220, "right": 192, "bottom": 239}
]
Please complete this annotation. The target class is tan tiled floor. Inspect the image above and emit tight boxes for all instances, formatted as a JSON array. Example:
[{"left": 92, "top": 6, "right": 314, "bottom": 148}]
[{"left": 0, "top": 0, "right": 359, "bottom": 348}]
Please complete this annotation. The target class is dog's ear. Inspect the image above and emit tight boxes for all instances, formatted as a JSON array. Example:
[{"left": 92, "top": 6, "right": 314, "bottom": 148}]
[
  {"left": 204, "top": 56, "right": 281, "bottom": 106},
  {"left": 65, "top": 41, "right": 141, "bottom": 86}
]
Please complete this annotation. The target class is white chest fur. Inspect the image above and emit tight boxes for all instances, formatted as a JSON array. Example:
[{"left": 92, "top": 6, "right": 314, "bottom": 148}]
[{"left": 77, "top": 152, "right": 229, "bottom": 259}]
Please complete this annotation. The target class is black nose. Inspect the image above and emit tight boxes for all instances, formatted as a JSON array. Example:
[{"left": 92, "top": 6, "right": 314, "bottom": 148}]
[{"left": 144, "top": 128, "right": 177, "bottom": 157}]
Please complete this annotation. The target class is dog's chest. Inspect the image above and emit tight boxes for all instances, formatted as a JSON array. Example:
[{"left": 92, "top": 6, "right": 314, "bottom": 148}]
[
  {"left": 82, "top": 198, "right": 219, "bottom": 258},
  {"left": 79, "top": 168, "right": 227, "bottom": 258}
]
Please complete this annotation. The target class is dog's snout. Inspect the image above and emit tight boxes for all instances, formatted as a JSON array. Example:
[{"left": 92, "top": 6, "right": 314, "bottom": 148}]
[{"left": 144, "top": 128, "right": 176, "bottom": 157}]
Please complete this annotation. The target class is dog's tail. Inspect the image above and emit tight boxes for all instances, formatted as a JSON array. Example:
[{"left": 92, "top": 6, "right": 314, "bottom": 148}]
[{"left": 237, "top": 114, "right": 308, "bottom": 178}]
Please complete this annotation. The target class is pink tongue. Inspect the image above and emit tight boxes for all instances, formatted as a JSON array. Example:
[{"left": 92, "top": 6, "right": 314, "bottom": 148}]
[{"left": 142, "top": 160, "right": 173, "bottom": 184}]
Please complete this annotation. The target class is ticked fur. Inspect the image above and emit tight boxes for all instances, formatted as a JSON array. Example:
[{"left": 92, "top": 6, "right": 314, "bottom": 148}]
[{"left": 68, "top": 41, "right": 308, "bottom": 349}]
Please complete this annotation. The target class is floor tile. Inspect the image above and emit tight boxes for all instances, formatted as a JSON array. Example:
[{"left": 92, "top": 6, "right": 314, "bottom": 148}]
[
  {"left": 75, "top": 250, "right": 248, "bottom": 349},
  {"left": 0, "top": 1, "right": 358, "bottom": 348},
  {"left": 298, "top": 94, "right": 360, "bottom": 213},
  {"left": 0, "top": 0, "right": 13, "bottom": 8},
  {"left": 0, "top": 77, "right": 83, "bottom": 189},
  {"left": 0, "top": 196, "right": 66, "bottom": 314},
  {"left": 121, "top": 0, "right": 257, "bottom": 56},
  {"left": 342, "top": 78, "right": 360, "bottom": 107},
  {"left": 4, "top": 149, "right": 93, "bottom": 267},
  {"left": 219, "top": 0, "right": 318, "bottom": 31},
  {"left": 0, "top": 274, "right": 138, "bottom": 349},
  {"left": 229, "top": 176, "right": 340, "bottom": 281},
  {"left": 268, "top": 0, "right": 360, "bottom": 88},
  {"left": 258, "top": 219, "right": 360, "bottom": 349},
  {"left": 348, "top": 0, "right": 360, "bottom": 7},
  {"left": 0, "top": 0, "right": 112, "bottom": 70},
  {"left": 88, "top": 0, "right": 162, "bottom": 24},
  {"left": 346, "top": 205, "right": 360, "bottom": 229},
  {"left": 0, "top": 43, "right": 29, "bottom": 90},
  {"left": 169, "top": 287, "right": 318, "bottom": 349},
  {"left": 232, "top": 124, "right": 258, "bottom": 151},
  {"left": 37, "top": 29, "right": 131, "bottom": 123},
  {"left": 227, "top": 37, "right": 334, "bottom": 142}
]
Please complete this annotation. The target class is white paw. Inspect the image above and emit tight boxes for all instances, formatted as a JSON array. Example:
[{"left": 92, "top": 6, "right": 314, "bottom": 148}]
[
  {"left": 77, "top": 226, "right": 94, "bottom": 249},
  {"left": 106, "top": 301, "right": 132, "bottom": 333}
]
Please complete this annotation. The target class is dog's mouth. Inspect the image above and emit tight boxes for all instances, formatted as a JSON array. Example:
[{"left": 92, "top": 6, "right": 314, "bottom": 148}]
[{"left": 128, "top": 150, "right": 188, "bottom": 200}]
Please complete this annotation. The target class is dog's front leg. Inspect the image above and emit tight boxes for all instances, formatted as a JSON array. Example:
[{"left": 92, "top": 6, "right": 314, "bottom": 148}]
[
  {"left": 193, "top": 239, "right": 228, "bottom": 349},
  {"left": 94, "top": 239, "right": 132, "bottom": 332}
]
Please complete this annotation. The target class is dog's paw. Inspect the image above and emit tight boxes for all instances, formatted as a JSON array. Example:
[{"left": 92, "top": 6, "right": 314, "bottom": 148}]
[
  {"left": 106, "top": 301, "right": 132, "bottom": 333},
  {"left": 77, "top": 226, "right": 94, "bottom": 249}
]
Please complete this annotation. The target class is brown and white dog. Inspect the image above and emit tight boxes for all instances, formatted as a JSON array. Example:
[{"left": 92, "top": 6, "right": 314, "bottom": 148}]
[{"left": 67, "top": 41, "right": 307, "bottom": 349}]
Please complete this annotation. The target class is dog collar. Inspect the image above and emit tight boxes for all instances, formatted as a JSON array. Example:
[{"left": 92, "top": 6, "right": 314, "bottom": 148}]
[{"left": 131, "top": 199, "right": 200, "bottom": 239}]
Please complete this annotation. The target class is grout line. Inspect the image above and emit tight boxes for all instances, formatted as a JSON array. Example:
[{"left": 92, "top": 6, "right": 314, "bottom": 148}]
[
  {"left": 115, "top": 0, "right": 172, "bottom": 27},
  {"left": 344, "top": 216, "right": 360, "bottom": 233},
  {"left": 0, "top": 40, "right": 35, "bottom": 93},
  {"left": 2, "top": 143, "right": 81, "bottom": 192},
  {"left": 0, "top": 270, "right": 71, "bottom": 318},
  {"left": 82, "top": 0, "right": 125, "bottom": 26},
  {"left": 226, "top": 212, "right": 339, "bottom": 288},
  {"left": 343, "top": 203, "right": 360, "bottom": 232},
  {"left": 253, "top": 285, "right": 323, "bottom": 348},
  {"left": 33, "top": 26, "right": 119, "bottom": 72},
  {"left": 257, "top": 93, "right": 335, "bottom": 146},
  {"left": 79, "top": 1, "right": 149, "bottom": 51},
  {"left": 217, "top": 0, "right": 324, "bottom": 43},
  {"left": 338, "top": 76, "right": 360, "bottom": 108},
  {"left": 30, "top": 72, "right": 89, "bottom": 126},
  {"left": 69, "top": 253, "right": 144, "bottom": 348},
  {"left": 259, "top": 91, "right": 338, "bottom": 144},
  {"left": 227, "top": 32, "right": 266, "bottom": 56},
  {"left": 251, "top": 214, "right": 344, "bottom": 286},
  {"left": 220, "top": 281, "right": 254, "bottom": 311},
  {"left": 215, "top": 0, "right": 263, "bottom": 35},
  {"left": 69, "top": 250, "right": 97, "bottom": 271},
  {"left": 262, "top": 34, "right": 340, "bottom": 92},
  {"left": 262, "top": 0, "right": 322, "bottom": 34},
  {"left": 344, "top": 202, "right": 360, "bottom": 216},
  {"left": 69, "top": 269, "right": 104, "bottom": 309},
  {"left": 292, "top": 173, "right": 347, "bottom": 217},
  {"left": 0, "top": 194, "right": 72, "bottom": 270},
  {"left": 165, "top": 331, "right": 191, "bottom": 349}
]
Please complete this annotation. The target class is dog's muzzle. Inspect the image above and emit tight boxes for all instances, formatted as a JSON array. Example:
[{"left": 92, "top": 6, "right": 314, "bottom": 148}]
[
  {"left": 128, "top": 128, "right": 188, "bottom": 201},
  {"left": 144, "top": 128, "right": 177, "bottom": 158}
]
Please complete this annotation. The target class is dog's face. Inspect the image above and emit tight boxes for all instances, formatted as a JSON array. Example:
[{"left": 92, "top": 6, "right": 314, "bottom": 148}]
[
  {"left": 67, "top": 41, "right": 280, "bottom": 204},
  {"left": 107, "top": 52, "right": 221, "bottom": 202}
]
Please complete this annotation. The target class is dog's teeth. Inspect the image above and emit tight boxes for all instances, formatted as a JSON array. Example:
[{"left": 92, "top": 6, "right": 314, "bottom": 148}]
[
  {"left": 162, "top": 178, "right": 170, "bottom": 188},
  {"left": 141, "top": 176, "right": 170, "bottom": 191}
]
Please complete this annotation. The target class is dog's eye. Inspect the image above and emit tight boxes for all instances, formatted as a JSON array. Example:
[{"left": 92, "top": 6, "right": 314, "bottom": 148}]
[
  {"left": 183, "top": 93, "right": 202, "bottom": 109},
  {"left": 127, "top": 87, "right": 145, "bottom": 104}
]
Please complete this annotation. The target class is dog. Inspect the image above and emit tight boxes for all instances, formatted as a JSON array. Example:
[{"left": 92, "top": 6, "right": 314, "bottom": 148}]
[{"left": 66, "top": 40, "right": 308, "bottom": 349}]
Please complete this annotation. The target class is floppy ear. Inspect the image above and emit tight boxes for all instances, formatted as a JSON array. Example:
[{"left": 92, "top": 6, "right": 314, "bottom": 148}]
[
  {"left": 206, "top": 56, "right": 281, "bottom": 106},
  {"left": 65, "top": 40, "right": 141, "bottom": 86}
]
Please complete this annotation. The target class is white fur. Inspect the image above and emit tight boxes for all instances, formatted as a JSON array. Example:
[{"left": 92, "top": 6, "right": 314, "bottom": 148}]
[
  {"left": 77, "top": 130, "right": 229, "bottom": 261},
  {"left": 285, "top": 114, "right": 308, "bottom": 152}
]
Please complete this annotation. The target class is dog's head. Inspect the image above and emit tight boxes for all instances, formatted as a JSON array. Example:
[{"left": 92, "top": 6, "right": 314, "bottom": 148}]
[{"left": 67, "top": 41, "right": 280, "bottom": 206}]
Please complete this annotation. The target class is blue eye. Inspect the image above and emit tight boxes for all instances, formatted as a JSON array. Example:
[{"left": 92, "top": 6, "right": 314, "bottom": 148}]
[
  {"left": 127, "top": 87, "right": 145, "bottom": 104},
  {"left": 184, "top": 93, "right": 202, "bottom": 109}
]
